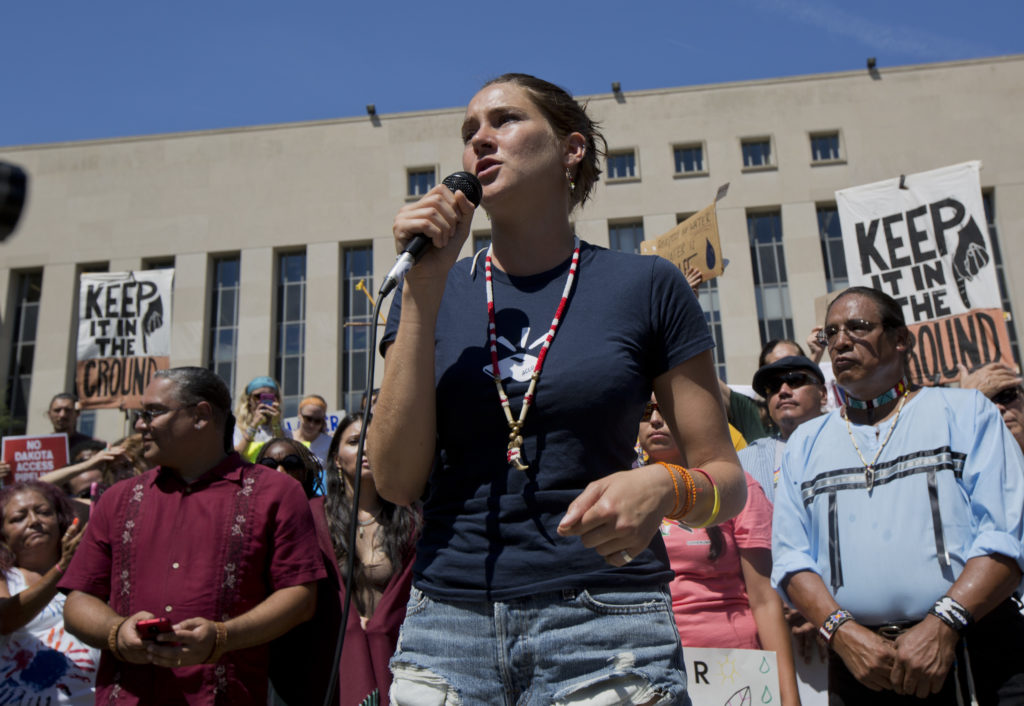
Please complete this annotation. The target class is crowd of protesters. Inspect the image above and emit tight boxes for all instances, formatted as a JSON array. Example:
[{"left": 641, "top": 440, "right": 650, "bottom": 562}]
[{"left": 1, "top": 71, "right": 1022, "bottom": 706}]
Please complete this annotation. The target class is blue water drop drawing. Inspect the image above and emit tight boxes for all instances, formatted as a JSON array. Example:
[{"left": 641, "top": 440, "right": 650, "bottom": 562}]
[
  {"left": 705, "top": 238, "right": 717, "bottom": 269},
  {"left": 758, "top": 656, "right": 770, "bottom": 673},
  {"left": 761, "top": 685, "right": 774, "bottom": 703}
]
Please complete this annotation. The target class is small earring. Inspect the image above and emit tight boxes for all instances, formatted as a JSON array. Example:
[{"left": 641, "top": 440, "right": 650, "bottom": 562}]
[{"left": 565, "top": 167, "right": 575, "bottom": 194}]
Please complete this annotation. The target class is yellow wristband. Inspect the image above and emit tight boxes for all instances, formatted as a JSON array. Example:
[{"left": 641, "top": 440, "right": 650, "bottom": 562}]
[{"left": 686, "top": 468, "right": 721, "bottom": 529}]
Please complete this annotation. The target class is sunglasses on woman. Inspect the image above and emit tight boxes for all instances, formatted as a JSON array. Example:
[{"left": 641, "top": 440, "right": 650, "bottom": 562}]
[
  {"left": 257, "top": 454, "right": 305, "bottom": 472},
  {"left": 640, "top": 401, "right": 660, "bottom": 422}
]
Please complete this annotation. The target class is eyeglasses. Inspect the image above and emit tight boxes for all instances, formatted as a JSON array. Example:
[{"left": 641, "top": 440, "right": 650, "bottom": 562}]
[
  {"left": 816, "top": 319, "right": 883, "bottom": 348},
  {"left": 300, "top": 414, "right": 325, "bottom": 424},
  {"left": 640, "top": 401, "right": 659, "bottom": 422},
  {"left": 257, "top": 454, "right": 305, "bottom": 472},
  {"left": 763, "top": 371, "right": 820, "bottom": 397},
  {"left": 137, "top": 404, "right": 197, "bottom": 425},
  {"left": 991, "top": 386, "right": 1023, "bottom": 406}
]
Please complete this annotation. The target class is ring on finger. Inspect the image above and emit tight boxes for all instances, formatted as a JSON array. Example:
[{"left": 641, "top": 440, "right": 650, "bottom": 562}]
[{"left": 620, "top": 550, "right": 634, "bottom": 564}]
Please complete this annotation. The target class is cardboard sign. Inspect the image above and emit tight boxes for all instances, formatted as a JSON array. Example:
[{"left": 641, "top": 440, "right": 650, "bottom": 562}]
[
  {"left": 907, "top": 308, "right": 1014, "bottom": 386},
  {"left": 641, "top": 184, "right": 729, "bottom": 280},
  {"left": 1, "top": 434, "right": 71, "bottom": 483},
  {"left": 76, "top": 270, "right": 173, "bottom": 410},
  {"left": 684, "top": 647, "right": 780, "bottom": 706},
  {"left": 836, "top": 161, "right": 1001, "bottom": 325}
]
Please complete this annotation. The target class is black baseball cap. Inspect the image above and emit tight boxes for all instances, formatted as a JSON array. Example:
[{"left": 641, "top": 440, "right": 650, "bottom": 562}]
[{"left": 752, "top": 355, "right": 825, "bottom": 398}]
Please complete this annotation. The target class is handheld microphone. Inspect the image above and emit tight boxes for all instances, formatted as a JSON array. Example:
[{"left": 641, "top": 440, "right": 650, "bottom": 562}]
[{"left": 379, "top": 171, "right": 482, "bottom": 296}]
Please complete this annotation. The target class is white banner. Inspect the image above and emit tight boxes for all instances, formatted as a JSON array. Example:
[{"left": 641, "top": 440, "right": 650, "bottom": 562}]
[
  {"left": 684, "top": 647, "right": 780, "bottom": 706},
  {"left": 836, "top": 161, "right": 1001, "bottom": 324},
  {"left": 76, "top": 269, "right": 173, "bottom": 409}
]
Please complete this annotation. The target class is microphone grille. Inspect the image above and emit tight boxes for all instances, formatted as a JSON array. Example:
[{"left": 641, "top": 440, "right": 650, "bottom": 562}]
[{"left": 442, "top": 171, "right": 483, "bottom": 207}]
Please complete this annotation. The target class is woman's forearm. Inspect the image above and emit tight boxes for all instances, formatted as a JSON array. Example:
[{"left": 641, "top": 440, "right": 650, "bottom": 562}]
[
  {"left": 654, "top": 352, "right": 747, "bottom": 524},
  {"left": 369, "top": 283, "right": 444, "bottom": 506},
  {"left": 0, "top": 565, "right": 63, "bottom": 635}
]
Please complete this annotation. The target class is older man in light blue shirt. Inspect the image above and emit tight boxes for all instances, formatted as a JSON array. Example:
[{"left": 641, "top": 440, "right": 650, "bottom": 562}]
[{"left": 772, "top": 287, "right": 1024, "bottom": 705}]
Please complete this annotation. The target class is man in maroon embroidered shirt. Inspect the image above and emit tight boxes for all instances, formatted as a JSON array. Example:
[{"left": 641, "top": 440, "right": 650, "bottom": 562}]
[{"left": 60, "top": 367, "right": 326, "bottom": 704}]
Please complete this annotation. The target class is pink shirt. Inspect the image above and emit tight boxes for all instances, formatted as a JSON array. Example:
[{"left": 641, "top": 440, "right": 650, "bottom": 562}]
[
  {"left": 661, "top": 473, "right": 773, "bottom": 648},
  {"left": 60, "top": 453, "right": 326, "bottom": 705}
]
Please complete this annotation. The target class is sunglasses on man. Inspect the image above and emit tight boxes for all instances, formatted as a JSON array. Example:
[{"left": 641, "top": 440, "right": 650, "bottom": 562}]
[
  {"left": 991, "top": 386, "right": 1023, "bottom": 406},
  {"left": 762, "top": 371, "right": 821, "bottom": 397}
]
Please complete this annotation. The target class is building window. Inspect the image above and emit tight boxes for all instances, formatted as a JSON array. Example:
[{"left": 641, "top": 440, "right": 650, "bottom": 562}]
[
  {"left": 817, "top": 205, "right": 848, "bottom": 292},
  {"left": 673, "top": 144, "right": 706, "bottom": 175},
  {"left": 3, "top": 272, "right": 42, "bottom": 436},
  {"left": 472, "top": 232, "right": 491, "bottom": 254},
  {"left": 275, "top": 251, "right": 306, "bottom": 418},
  {"left": 810, "top": 132, "right": 842, "bottom": 163},
  {"left": 207, "top": 256, "right": 240, "bottom": 396},
  {"left": 342, "top": 245, "right": 373, "bottom": 413},
  {"left": 982, "top": 191, "right": 1020, "bottom": 366},
  {"left": 142, "top": 257, "right": 175, "bottom": 270},
  {"left": 607, "top": 150, "right": 638, "bottom": 181},
  {"left": 696, "top": 279, "right": 727, "bottom": 381},
  {"left": 608, "top": 220, "right": 645, "bottom": 254},
  {"left": 747, "top": 210, "right": 794, "bottom": 345},
  {"left": 407, "top": 167, "right": 436, "bottom": 198},
  {"left": 741, "top": 138, "right": 774, "bottom": 170}
]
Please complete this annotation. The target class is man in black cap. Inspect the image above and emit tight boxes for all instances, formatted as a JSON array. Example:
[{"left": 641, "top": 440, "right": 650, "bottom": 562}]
[{"left": 740, "top": 355, "right": 828, "bottom": 503}]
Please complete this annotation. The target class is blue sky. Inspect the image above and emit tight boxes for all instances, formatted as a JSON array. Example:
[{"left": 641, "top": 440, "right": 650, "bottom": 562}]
[{"left": 2, "top": 0, "right": 1021, "bottom": 147}]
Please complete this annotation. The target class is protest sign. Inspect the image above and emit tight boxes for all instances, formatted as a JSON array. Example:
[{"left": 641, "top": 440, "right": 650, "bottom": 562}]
[
  {"left": 836, "top": 161, "right": 1001, "bottom": 325},
  {"left": 907, "top": 308, "right": 1013, "bottom": 386},
  {"left": 1, "top": 434, "right": 70, "bottom": 483},
  {"left": 641, "top": 184, "right": 729, "bottom": 280},
  {"left": 813, "top": 255, "right": 1013, "bottom": 387},
  {"left": 684, "top": 647, "right": 780, "bottom": 706},
  {"left": 76, "top": 270, "right": 173, "bottom": 410}
]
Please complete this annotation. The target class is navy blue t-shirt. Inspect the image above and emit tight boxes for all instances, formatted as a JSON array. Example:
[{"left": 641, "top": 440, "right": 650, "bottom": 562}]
[{"left": 381, "top": 241, "right": 713, "bottom": 601}]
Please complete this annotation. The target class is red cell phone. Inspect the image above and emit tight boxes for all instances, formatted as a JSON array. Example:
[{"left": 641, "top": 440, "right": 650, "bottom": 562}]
[
  {"left": 136, "top": 617, "right": 173, "bottom": 639},
  {"left": 259, "top": 393, "right": 277, "bottom": 406}
]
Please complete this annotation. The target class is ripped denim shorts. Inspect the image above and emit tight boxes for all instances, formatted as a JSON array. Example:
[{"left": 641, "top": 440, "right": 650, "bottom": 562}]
[{"left": 389, "top": 585, "right": 690, "bottom": 705}]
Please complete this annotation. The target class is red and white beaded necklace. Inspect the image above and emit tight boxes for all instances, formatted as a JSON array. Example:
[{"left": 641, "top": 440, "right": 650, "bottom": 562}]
[{"left": 485, "top": 236, "right": 580, "bottom": 471}]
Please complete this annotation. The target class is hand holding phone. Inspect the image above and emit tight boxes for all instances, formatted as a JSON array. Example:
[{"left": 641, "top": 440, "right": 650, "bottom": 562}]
[{"left": 136, "top": 617, "right": 173, "bottom": 640}]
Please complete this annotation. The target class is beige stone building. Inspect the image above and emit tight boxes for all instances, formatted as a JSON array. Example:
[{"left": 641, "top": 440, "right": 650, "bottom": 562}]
[{"left": 2, "top": 54, "right": 1022, "bottom": 442}]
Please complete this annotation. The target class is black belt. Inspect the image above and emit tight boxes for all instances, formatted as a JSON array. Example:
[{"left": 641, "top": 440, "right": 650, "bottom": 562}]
[{"left": 864, "top": 620, "right": 918, "bottom": 640}]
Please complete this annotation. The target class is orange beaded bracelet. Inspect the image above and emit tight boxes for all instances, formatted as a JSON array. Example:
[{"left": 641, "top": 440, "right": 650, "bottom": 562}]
[{"left": 658, "top": 462, "right": 697, "bottom": 521}]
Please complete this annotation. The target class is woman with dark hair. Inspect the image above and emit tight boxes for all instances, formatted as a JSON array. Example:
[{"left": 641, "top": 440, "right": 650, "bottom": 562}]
[
  {"left": 371, "top": 73, "right": 746, "bottom": 703},
  {"left": 638, "top": 395, "right": 801, "bottom": 706},
  {"left": 0, "top": 480, "right": 98, "bottom": 704},
  {"left": 277, "top": 413, "right": 419, "bottom": 705},
  {"left": 257, "top": 436, "right": 324, "bottom": 499},
  {"left": 760, "top": 339, "right": 807, "bottom": 368}
]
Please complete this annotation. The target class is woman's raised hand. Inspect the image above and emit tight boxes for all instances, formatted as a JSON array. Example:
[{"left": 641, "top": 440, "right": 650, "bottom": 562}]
[
  {"left": 393, "top": 185, "right": 476, "bottom": 285},
  {"left": 58, "top": 518, "right": 84, "bottom": 572}
]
